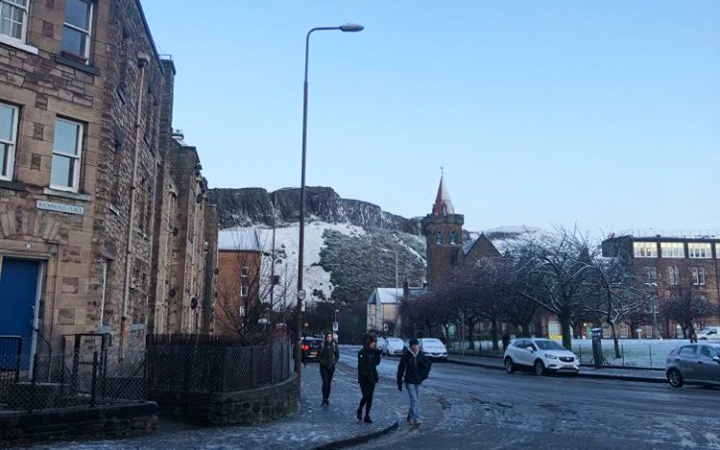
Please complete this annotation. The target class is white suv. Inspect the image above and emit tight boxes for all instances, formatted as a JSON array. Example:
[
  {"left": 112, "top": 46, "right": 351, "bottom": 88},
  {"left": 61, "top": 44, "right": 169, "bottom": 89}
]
[{"left": 504, "top": 338, "right": 579, "bottom": 375}]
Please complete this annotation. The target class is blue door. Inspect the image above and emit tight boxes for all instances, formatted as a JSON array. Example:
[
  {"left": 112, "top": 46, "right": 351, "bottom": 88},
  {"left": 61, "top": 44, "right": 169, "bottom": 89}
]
[{"left": 0, "top": 258, "right": 40, "bottom": 368}]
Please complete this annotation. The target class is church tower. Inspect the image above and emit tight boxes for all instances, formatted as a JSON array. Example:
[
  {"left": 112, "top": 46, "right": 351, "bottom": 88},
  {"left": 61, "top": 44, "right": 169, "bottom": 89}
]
[{"left": 421, "top": 176, "right": 464, "bottom": 287}]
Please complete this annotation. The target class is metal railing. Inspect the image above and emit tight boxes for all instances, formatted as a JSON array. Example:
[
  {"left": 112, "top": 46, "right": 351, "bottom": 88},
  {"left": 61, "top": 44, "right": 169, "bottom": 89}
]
[{"left": 146, "top": 338, "right": 292, "bottom": 393}]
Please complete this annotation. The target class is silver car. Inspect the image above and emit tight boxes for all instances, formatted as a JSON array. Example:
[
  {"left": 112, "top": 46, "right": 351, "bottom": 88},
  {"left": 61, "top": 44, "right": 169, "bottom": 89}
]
[{"left": 666, "top": 343, "right": 720, "bottom": 388}]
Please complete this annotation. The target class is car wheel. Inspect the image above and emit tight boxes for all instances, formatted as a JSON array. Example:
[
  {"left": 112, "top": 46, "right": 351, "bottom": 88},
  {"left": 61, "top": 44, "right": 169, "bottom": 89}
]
[
  {"left": 667, "top": 369, "right": 684, "bottom": 388},
  {"left": 534, "top": 360, "right": 545, "bottom": 376},
  {"left": 504, "top": 357, "right": 515, "bottom": 374}
]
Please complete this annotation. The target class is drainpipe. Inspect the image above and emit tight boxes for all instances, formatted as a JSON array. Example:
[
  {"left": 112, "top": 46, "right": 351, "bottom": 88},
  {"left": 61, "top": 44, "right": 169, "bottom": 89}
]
[{"left": 120, "top": 53, "right": 149, "bottom": 355}]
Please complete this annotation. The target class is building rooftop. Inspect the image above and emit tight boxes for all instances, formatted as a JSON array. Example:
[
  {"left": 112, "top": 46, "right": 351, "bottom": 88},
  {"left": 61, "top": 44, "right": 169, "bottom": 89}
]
[{"left": 218, "top": 228, "right": 262, "bottom": 252}]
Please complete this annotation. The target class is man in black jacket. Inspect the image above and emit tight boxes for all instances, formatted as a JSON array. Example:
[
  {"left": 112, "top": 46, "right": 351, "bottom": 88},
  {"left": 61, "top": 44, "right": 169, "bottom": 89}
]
[
  {"left": 357, "top": 333, "right": 381, "bottom": 423},
  {"left": 319, "top": 331, "right": 340, "bottom": 406},
  {"left": 397, "top": 338, "right": 431, "bottom": 428}
]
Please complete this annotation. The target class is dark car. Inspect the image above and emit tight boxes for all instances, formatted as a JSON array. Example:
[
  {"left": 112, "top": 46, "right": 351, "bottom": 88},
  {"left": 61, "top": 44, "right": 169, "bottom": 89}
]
[
  {"left": 666, "top": 343, "right": 720, "bottom": 388},
  {"left": 301, "top": 336, "right": 322, "bottom": 362}
]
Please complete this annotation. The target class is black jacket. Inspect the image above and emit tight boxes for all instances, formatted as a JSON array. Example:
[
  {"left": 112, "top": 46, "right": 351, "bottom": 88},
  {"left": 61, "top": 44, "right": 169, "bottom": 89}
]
[
  {"left": 397, "top": 348, "right": 431, "bottom": 386},
  {"left": 357, "top": 346, "right": 381, "bottom": 384},
  {"left": 319, "top": 340, "right": 339, "bottom": 368}
]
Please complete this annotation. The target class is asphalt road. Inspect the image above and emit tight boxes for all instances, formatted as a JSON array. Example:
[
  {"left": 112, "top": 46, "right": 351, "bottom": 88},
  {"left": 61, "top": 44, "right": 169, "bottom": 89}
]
[{"left": 338, "top": 347, "right": 720, "bottom": 450}]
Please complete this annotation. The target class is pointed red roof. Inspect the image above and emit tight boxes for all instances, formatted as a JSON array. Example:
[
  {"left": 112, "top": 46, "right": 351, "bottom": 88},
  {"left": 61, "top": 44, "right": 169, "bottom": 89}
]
[{"left": 432, "top": 176, "right": 455, "bottom": 215}]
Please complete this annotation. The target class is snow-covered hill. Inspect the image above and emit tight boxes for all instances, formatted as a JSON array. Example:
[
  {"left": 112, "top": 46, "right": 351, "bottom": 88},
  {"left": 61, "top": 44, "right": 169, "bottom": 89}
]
[{"left": 219, "top": 222, "right": 426, "bottom": 306}]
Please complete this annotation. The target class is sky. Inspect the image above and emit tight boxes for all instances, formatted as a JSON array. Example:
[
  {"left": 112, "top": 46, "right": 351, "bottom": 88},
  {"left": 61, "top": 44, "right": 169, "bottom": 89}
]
[{"left": 141, "top": 1, "right": 719, "bottom": 236}]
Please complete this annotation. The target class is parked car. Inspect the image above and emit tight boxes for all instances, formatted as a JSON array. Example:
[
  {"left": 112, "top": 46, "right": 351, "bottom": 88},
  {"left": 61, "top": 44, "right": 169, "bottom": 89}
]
[
  {"left": 504, "top": 338, "right": 579, "bottom": 376},
  {"left": 666, "top": 343, "right": 720, "bottom": 388},
  {"left": 377, "top": 337, "right": 388, "bottom": 353},
  {"left": 383, "top": 337, "right": 405, "bottom": 356},
  {"left": 300, "top": 336, "right": 322, "bottom": 362},
  {"left": 698, "top": 327, "right": 720, "bottom": 341},
  {"left": 419, "top": 338, "right": 448, "bottom": 362}
]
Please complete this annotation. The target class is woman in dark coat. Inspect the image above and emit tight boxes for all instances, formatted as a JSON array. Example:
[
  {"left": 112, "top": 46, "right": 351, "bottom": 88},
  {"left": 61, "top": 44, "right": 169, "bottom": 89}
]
[{"left": 357, "top": 333, "right": 381, "bottom": 423}]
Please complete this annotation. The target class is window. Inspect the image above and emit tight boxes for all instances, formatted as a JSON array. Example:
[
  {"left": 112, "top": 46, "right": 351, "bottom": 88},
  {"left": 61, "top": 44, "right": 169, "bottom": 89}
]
[
  {"left": 50, "top": 118, "right": 83, "bottom": 192},
  {"left": 434, "top": 230, "right": 443, "bottom": 245},
  {"left": 61, "top": 0, "right": 93, "bottom": 61},
  {"left": 0, "top": 0, "right": 28, "bottom": 42},
  {"left": 668, "top": 266, "right": 680, "bottom": 285},
  {"left": 449, "top": 231, "right": 458, "bottom": 245},
  {"left": 240, "top": 285, "right": 248, "bottom": 298},
  {"left": 240, "top": 267, "right": 249, "bottom": 278},
  {"left": 691, "top": 267, "right": 706, "bottom": 286},
  {"left": 660, "top": 242, "right": 685, "bottom": 258},
  {"left": 0, "top": 102, "right": 18, "bottom": 181},
  {"left": 633, "top": 242, "right": 657, "bottom": 258},
  {"left": 700, "top": 346, "right": 720, "bottom": 359},
  {"left": 644, "top": 267, "right": 657, "bottom": 284},
  {"left": 688, "top": 243, "right": 711, "bottom": 259},
  {"left": 678, "top": 346, "right": 696, "bottom": 357}
]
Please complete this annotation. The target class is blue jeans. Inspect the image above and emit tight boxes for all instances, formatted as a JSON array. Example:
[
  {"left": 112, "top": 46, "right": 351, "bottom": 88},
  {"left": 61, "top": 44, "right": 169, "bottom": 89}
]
[{"left": 406, "top": 383, "right": 421, "bottom": 422}]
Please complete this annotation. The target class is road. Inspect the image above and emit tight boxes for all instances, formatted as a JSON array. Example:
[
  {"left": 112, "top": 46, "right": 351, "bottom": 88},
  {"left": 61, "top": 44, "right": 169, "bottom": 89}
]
[{"left": 338, "top": 347, "right": 720, "bottom": 450}]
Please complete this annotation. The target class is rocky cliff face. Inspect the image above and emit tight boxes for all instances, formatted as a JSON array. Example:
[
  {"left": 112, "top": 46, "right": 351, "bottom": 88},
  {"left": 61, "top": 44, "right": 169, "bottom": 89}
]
[{"left": 207, "top": 187, "right": 421, "bottom": 234}]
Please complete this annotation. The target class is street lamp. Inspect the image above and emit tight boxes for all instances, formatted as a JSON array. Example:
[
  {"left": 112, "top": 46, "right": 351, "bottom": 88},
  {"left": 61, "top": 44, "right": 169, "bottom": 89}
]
[{"left": 296, "top": 23, "right": 364, "bottom": 380}]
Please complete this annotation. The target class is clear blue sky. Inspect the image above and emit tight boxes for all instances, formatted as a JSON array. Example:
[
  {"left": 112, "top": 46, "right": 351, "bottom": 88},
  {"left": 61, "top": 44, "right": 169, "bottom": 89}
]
[{"left": 142, "top": 1, "right": 719, "bottom": 235}]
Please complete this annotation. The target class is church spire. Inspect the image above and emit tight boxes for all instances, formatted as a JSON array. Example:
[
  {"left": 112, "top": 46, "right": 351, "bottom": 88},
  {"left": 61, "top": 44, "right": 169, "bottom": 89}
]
[{"left": 432, "top": 175, "right": 455, "bottom": 215}]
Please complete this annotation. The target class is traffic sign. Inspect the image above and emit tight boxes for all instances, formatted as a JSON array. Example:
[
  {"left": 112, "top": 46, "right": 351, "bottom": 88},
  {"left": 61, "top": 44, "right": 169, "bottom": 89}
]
[
  {"left": 297, "top": 289, "right": 306, "bottom": 301},
  {"left": 333, "top": 321, "right": 339, "bottom": 332}
]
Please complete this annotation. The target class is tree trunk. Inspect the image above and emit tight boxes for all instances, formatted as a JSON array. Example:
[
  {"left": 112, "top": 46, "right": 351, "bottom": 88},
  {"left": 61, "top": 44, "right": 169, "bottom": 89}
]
[
  {"left": 560, "top": 314, "right": 572, "bottom": 350},
  {"left": 467, "top": 322, "right": 475, "bottom": 350},
  {"left": 491, "top": 319, "right": 499, "bottom": 351},
  {"left": 609, "top": 321, "right": 621, "bottom": 359}
]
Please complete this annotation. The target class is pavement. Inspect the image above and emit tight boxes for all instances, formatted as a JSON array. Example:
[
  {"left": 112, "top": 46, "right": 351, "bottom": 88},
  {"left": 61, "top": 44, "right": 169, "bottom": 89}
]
[
  {"left": 9, "top": 357, "right": 399, "bottom": 450},
  {"left": 448, "top": 353, "right": 667, "bottom": 383}
]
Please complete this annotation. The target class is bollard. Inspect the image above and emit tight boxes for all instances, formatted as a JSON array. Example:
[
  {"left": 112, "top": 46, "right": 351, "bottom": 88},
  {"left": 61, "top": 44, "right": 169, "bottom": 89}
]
[
  {"left": 649, "top": 345, "right": 652, "bottom": 368},
  {"left": 622, "top": 344, "right": 625, "bottom": 366}
]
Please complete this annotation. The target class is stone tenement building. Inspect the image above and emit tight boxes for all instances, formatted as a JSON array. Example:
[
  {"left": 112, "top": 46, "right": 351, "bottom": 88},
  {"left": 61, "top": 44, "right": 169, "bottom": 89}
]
[
  {"left": 0, "top": 0, "right": 217, "bottom": 359},
  {"left": 602, "top": 234, "right": 720, "bottom": 337}
]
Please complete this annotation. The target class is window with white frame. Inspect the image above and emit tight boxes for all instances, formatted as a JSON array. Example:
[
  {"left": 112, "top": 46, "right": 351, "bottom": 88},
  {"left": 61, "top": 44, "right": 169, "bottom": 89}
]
[
  {"left": 691, "top": 267, "right": 706, "bottom": 286},
  {"left": 50, "top": 118, "right": 83, "bottom": 192},
  {"left": 644, "top": 267, "right": 657, "bottom": 284},
  {"left": 633, "top": 242, "right": 657, "bottom": 258},
  {"left": 240, "top": 285, "right": 249, "bottom": 298},
  {"left": 449, "top": 231, "right": 458, "bottom": 245},
  {"left": 240, "top": 266, "right": 249, "bottom": 278},
  {"left": 660, "top": 242, "right": 685, "bottom": 258},
  {"left": 0, "top": 102, "right": 18, "bottom": 181},
  {"left": 668, "top": 266, "right": 680, "bottom": 285},
  {"left": 435, "top": 230, "right": 443, "bottom": 245},
  {"left": 688, "top": 243, "right": 711, "bottom": 259},
  {"left": 61, "top": 0, "right": 92, "bottom": 61},
  {"left": 0, "top": 0, "right": 29, "bottom": 42}
]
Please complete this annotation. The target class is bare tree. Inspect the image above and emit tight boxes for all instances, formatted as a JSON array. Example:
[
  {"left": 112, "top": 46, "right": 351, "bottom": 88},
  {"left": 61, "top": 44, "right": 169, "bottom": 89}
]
[
  {"left": 660, "top": 284, "right": 714, "bottom": 341},
  {"left": 214, "top": 235, "right": 294, "bottom": 344},
  {"left": 582, "top": 253, "right": 651, "bottom": 358},
  {"left": 515, "top": 226, "right": 599, "bottom": 349}
]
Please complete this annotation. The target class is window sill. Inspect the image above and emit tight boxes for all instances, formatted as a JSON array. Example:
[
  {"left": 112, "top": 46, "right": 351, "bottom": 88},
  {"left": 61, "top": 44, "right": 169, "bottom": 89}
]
[
  {"left": 0, "top": 36, "right": 38, "bottom": 55},
  {"left": 0, "top": 179, "right": 26, "bottom": 191},
  {"left": 108, "top": 203, "right": 120, "bottom": 216},
  {"left": 43, "top": 187, "right": 91, "bottom": 202},
  {"left": 55, "top": 54, "right": 101, "bottom": 76}
]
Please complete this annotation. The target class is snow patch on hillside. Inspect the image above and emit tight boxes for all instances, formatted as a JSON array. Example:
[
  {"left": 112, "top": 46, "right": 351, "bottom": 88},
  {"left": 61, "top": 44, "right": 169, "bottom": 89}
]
[{"left": 219, "top": 222, "right": 367, "bottom": 304}]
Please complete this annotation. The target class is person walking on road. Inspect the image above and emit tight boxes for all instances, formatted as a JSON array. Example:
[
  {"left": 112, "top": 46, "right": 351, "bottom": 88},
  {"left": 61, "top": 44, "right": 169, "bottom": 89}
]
[
  {"left": 319, "top": 331, "right": 340, "bottom": 406},
  {"left": 357, "top": 333, "right": 381, "bottom": 423},
  {"left": 397, "top": 338, "right": 431, "bottom": 428}
]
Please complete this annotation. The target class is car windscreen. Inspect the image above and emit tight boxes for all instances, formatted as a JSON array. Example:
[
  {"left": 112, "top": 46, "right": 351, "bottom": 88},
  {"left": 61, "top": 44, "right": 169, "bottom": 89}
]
[
  {"left": 388, "top": 339, "right": 403, "bottom": 345},
  {"left": 534, "top": 340, "right": 566, "bottom": 351},
  {"left": 422, "top": 339, "right": 444, "bottom": 346}
]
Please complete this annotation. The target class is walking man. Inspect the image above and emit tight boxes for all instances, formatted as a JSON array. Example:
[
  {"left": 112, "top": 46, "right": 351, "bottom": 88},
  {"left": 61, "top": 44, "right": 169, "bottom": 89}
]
[
  {"left": 397, "top": 338, "right": 431, "bottom": 428},
  {"left": 357, "top": 333, "right": 381, "bottom": 423},
  {"left": 319, "top": 331, "right": 339, "bottom": 406}
]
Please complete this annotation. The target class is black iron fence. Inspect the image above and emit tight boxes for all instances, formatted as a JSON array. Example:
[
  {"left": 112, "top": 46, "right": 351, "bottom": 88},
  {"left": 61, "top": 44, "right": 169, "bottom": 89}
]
[
  {"left": 146, "top": 336, "right": 292, "bottom": 393},
  {"left": 0, "top": 334, "right": 145, "bottom": 413},
  {"left": 0, "top": 334, "right": 293, "bottom": 413}
]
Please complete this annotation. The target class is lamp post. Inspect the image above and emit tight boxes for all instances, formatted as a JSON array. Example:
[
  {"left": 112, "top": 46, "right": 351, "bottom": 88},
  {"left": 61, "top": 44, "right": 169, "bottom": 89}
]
[{"left": 296, "top": 23, "right": 364, "bottom": 380}]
